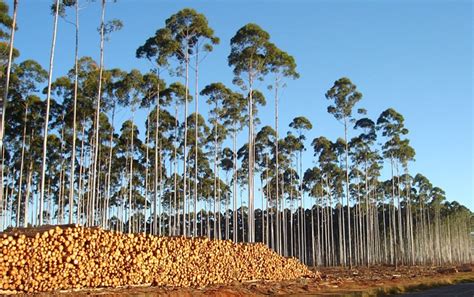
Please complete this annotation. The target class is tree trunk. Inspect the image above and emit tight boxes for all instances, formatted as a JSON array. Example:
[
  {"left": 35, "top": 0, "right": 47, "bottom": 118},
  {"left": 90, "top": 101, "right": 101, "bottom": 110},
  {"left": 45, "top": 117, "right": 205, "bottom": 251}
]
[
  {"left": 23, "top": 160, "right": 33, "bottom": 227},
  {"left": 232, "top": 127, "right": 238, "bottom": 242},
  {"left": 343, "top": 118, "right": 352, "bottom": 267},
  {"left": 144, "top": 107, "right": 151, "bottom": 234},
  {"left": 128, "top": 108, "right": 135, "bottom": 233},
  {"left": 0, "top": 0, "right": 18, "bottom": 208},
  {"left": 154, "top": 80, "right": 161, "bottom": 235},
  {"left": 91, "top": 0, "right": 106, "bottom": 227},
  {"left": 16, "top": 101, "right": 28, "bottom": 227},
  {"left": 248, "top": 68, "right": 255, "bottom": 243},
  {"left": 68, "top": 0, "right": 80, "bottom": 224},
  {"left": 39, "top": 0, "right": 60, "bottom": 225},
  {"left": 182, "top": 43, "right": 190, "bottom": 237},
  {"left": 193, "top": 47, "right": 199, "bottom": 237}
]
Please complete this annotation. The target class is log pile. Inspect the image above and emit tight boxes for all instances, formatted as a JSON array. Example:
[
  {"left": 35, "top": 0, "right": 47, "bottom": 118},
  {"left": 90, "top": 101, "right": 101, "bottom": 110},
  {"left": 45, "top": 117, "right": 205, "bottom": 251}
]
[{"left": 0, "top": 225, "right": 317, "bottom": 292}]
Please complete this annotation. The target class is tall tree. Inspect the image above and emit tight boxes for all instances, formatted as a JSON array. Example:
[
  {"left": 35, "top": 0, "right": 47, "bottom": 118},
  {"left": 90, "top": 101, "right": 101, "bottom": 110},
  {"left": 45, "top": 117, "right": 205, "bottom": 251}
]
[
  {"left": 137, "top": 27, "right": 174, "bottom": 235},
  {"left": 7, "top": 60, "right": 47, "bottom": 226},
  {"left": 164, "top": 8, "right": 219, "bottom": 236},
  {"left": 116, "top": 69, "right": 145, "bottom": 232},
  {"left": 91, "top": 0, "right": 122, "bottom": 226},
  {"left": 325, "top": 77, "right": 362, "bottom": 267},
  {"left": 267, "top": 43, "right": 299, "bottom": 252},
  {"left": 228, "top": 23, "right": 272, "bottom": 242},
  {"left": 352, "top": 116, "right": 378, "bottom": 266},
  {"left": 56, "top": 0, "right": 81, "bottom": 224},
  {"left": 289, "top": 116, "right": 312, "bottom": 262},
  {"left": 0, "top": 0, "right": 17, "bottom": 154},
  {"left": 221, "top": 88, "right": 246, "bottom": 242},
  {"left": 377, "top": 108, "right": 410, "bottom": 266},
  {"left": 39, "top": 0, "right": 61, "bottom": 226}
]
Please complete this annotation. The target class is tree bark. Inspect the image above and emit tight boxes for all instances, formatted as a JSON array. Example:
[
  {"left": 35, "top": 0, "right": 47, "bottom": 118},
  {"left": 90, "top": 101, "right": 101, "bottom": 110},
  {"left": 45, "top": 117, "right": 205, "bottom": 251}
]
[{"left": 39, "top": 0, "right": 60, "bottom": 225}]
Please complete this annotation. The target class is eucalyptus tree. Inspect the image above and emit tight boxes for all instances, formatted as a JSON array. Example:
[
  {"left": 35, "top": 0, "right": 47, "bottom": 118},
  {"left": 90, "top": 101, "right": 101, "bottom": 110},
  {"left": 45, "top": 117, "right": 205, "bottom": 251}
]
[
  {"left": 221, "top": 89, "right": 247, "bottom": 242},
  {"left": 220, "top": 146, "right": 234, "bottom": 239},
  {"left": 139, "top": 72, "right": 168, "bottom": 234},
  {"left": 0, "top": 2, "right": 17, "bottom": 208},
  {"left": 59, "top": 57, "right": 98, "bottom": 225},
  {"left": 48, "top": 58, "right": 121, "bottom": 225},
  {"left": 312, "top": 136, "right": 343, "bottom": 265},
  {"left": 162, "top": 82, "right": 189, "bottom": 235},
  {"left": 325, "top": 77, "right": 362, "bottom": 266},
  {"left": 238, "top": 89, "right": 266, "bottom": 240},
  {"left": 428, "top": 190, "right": 444, "bottom": 263},
  {"left": 7, "top": 60, "right": 47, "bottom": 226},
  {"left": 266, "top": 43, "right": 299, "bottom": 248},
  {"left": 137, "top": 28, "right": 175, "bottom": 235},
  {"left": 98, "top": 67, "right": 126, "bottom": 228},
  {"left": 413, "top": 173, "right": 431, "bottom": 264},
  {"left": 115, "top": 69, "right": 145, "bottom": 233},
  {"left": 377, "top": 108, "right": 410, "bottom": 265},
  {"left": 253, "top": 125, "right": 276, "bottom": 246},
  {"left": 352, "top": 116, "right": 377, "bottom": 266},
  {"left": 303, "top": 166, "right": 325, "bottom": 266},
  {"left": 163, "top": 8, "right": 219, "bottom": 237},
  {"left": 115, "top": 119, "right": 144, "bottom": 232},
  {"left": 278, "top": 132, "right": 301, "bottom": 257},
  {"left": 396, "top": 138, "right": 416, "bottom": 264},
  {"left": 201, "top": 83, "right": 231, "bottom": 238},
  {"left": 185, "top": 112, "right": 210, "bottom": 235},
  {"left": 90, "top": 0, "right": 122, "bottom": 226},
  {"left": 0, "top": 0, "right": 17, "bottom": 161},
  {"left": 55, "top": 0, "right": 81, "bottom": 224},
  {"left": 145, "top": 105, "right": 175, "bottom": 234},
  {"left": 0, "top": 0, "right": 17, "bottom": 69},
  {"left": 39, "top": 0, "right": 61, "bottom": 226},
  {"left": 288, "top": 116, "right": 312, "bottom": 261},
  {"left": 228, "top": 23, "right": 273, "bottom": 242}
]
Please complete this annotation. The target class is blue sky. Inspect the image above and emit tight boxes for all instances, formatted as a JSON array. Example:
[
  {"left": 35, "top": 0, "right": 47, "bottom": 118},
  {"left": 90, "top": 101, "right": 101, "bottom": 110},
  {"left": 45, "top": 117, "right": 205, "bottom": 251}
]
[{"left": 7, "top": 0, "right": 473, "bottom": 210}]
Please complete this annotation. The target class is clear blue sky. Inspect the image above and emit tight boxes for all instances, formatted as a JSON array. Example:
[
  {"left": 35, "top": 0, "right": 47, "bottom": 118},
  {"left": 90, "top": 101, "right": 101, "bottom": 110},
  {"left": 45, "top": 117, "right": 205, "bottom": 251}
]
[{"left": 7, "top": 0, "right": 473, "bottom": 210}]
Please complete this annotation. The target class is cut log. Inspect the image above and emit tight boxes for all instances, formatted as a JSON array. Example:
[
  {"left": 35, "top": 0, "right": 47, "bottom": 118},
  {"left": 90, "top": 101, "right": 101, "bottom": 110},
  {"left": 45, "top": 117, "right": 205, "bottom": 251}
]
[{"left": 0, "top": 225, "right": 319, "bottom": 293}]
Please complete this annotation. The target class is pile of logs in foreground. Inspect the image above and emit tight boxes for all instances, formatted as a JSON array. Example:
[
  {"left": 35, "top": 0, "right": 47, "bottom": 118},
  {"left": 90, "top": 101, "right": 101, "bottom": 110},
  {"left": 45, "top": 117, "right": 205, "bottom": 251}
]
[{"left": 0, "top": 225, "right": 317, "bottom": 293}]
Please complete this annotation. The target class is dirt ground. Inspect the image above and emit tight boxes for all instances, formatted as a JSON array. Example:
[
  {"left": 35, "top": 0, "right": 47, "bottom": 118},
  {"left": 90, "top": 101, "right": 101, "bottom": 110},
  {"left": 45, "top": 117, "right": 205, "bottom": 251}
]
[{"left": 29, "top": 264, "right": 471, "bottom": 296}]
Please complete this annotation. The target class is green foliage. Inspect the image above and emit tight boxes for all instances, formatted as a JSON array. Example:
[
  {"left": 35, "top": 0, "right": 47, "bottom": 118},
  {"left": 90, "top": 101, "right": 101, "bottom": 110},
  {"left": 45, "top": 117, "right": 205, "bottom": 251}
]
[
  {"left": 326, "top": 77, "right": 363, "bottom": 122},
  {"left": 228, "top": 23, "right": 271, "bottom": 81}
]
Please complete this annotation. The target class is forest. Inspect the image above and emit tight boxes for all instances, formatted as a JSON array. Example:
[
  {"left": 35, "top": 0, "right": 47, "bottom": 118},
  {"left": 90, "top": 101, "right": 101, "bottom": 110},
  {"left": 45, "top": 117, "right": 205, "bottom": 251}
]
[{"left": 0, "top": 0, "right": 471, "bottom": 270}]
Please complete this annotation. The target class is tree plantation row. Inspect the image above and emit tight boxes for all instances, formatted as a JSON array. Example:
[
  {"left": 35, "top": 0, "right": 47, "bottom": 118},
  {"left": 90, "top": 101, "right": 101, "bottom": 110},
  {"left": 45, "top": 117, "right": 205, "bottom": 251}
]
[{"left": 0, "top": 0, "right": 471, "bottom": 268}]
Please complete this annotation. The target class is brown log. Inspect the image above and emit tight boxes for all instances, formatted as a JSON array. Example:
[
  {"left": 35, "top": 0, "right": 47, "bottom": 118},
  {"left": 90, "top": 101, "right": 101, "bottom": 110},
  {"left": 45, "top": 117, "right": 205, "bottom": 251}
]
[{"left": 0, "top": 226, "right": 318, "bottom": 293}]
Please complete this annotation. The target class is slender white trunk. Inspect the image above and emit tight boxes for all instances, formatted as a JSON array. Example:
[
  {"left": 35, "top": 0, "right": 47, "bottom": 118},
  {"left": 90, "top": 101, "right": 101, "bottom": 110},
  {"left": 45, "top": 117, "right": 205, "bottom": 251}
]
[
  {"left": 104, "top": 104, "right": 115, "bottom": 228},
  {"left": 91, "top": 0, "right": 106, "bottom": 227},
  {"left": 154, "top": 81, "right": 160, "bottom": 235},
  {"left": 23, "top": 160, "right": 33, "bottom": 227},
  {"left": 274, "top": 76, "right": 280, "bottom": 252},
  {"left": 144, "top": 108, "right": 150, "bottom": 234},
  {"left": 16, "top": 102, "right": 27, "bottom": 227},
  {"left": 128, "top": 108, "right": 135, "bottom": 233},
  {"left": 173, "top": 104, "right": 178, "bottom": 235},
  {"left": 213, "top": 113, "right": 218, "bottom": 239},
  {"left": 39, "top": 0, "right": 60, "bottom": 225},
  {"left": 248, "top": 68, "right": 254, "bottom": 242},
  {"left": 68, "top": 0, "right": 80, "bottom": 224},
  {"left": 77, "top": 124, "right": 85, "bottom": 224},
  {"left": 343, "top": 118, "right": 352, "bottom": 267},
  {"left": 193, "top": 47, "right": 199, "bottom": 237},
  {"left": 183, "top": 45, "right": 189, "bottom": 237},
  {"left": 232, "top": 127, "right": 238, "bottom": 242},
  {"left": 0, "top": 0, "right": 18, "bottom": 208}
]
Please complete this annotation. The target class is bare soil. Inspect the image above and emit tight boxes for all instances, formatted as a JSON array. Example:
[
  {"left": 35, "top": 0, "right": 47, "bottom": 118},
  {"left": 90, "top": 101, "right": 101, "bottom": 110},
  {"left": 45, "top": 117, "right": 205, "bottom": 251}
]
[{"left": 20, "top": 264, "right": 472, "bottom": 296}]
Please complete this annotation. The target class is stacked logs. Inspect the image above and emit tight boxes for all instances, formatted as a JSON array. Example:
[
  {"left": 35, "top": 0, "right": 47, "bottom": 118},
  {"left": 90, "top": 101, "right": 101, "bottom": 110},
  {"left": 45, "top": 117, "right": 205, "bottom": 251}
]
[{"left": 0, "top": 225, "right": 317, "bottom": 292}]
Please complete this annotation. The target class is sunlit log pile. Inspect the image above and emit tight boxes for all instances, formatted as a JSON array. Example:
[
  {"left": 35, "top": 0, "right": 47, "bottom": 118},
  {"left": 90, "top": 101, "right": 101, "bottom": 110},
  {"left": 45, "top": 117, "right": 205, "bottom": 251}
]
[{"left": 0, "top": 225, "right": 317, "bottom": 293}]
